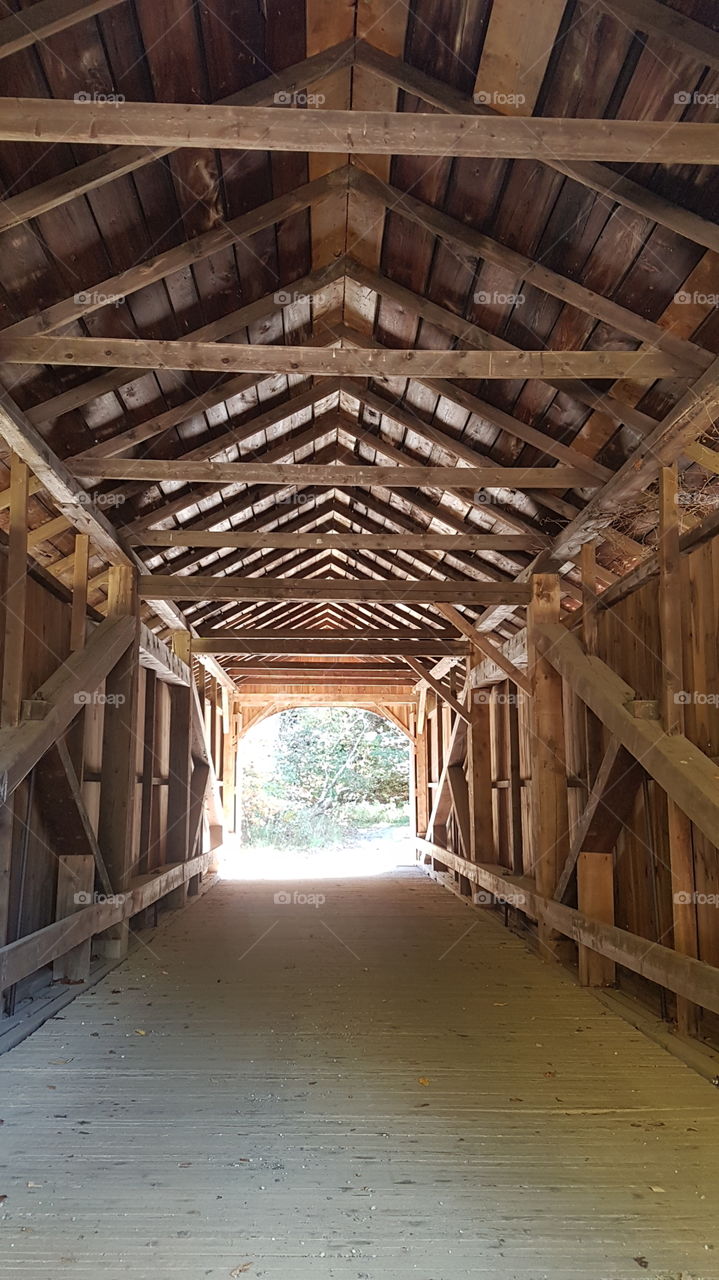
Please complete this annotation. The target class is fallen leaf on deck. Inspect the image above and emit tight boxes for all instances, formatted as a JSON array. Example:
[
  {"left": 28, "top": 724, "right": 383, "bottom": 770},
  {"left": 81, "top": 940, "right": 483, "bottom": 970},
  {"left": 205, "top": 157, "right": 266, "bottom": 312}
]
[
  {"left": 418, "top": 1077, "right": 430, "bottom": 1086},
  {"left": 230, "top": 1265, "right": 253, "bottom": 1276}
]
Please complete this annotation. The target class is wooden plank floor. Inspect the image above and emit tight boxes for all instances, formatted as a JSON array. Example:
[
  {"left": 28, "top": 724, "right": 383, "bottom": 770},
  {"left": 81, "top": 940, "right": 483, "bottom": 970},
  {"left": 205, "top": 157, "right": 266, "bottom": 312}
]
[{"left": 1, "top": 867, "right": 718, "bottom": 1279}]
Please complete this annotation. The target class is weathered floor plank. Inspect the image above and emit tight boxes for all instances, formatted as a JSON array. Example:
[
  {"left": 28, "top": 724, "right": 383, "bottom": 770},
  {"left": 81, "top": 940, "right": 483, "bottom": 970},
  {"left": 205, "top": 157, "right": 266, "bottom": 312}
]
[{"left": 0, "top": 867, "right": 718, "bottom": 1278}]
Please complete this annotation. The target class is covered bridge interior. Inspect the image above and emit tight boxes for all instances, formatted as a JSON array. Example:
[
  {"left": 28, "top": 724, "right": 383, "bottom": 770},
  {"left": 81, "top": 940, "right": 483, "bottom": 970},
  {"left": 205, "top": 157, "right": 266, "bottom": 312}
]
[{"left": 0, "top": 0, "right": 718, "bottom": 1275}]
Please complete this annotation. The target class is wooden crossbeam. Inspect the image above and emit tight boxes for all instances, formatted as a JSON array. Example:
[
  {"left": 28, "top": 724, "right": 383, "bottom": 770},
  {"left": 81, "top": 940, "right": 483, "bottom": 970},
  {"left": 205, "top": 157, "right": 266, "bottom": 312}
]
[
  {"left": 350, "top": 168, "right": 711, "bottom": 374},
  {"left": 3, "top": 167, "right": 346, "bottom": 340},
  {"left": 0, "top": 100, "right": 717, "bottom": 161},
  {"left": 354, "top": 43, "right": 719, "bottom": 254},
  {"left": 436, "top": 602, "right": 531, "bottom": 694},
  {"left": 129, "top": 530, "right": 549, "bottom": 552},
  {"left": 0, "top": 0, "right": 124, "bottom": 60},
  {"left": 553, "top": 738, "right": 644, "bottom": 902},
  {"left": 1, "top": 336, "right": 681, "bottom": 380},
  {"left": 403, "top": 657, "right": 471, "bottom": 724},
  {"left": 194, "top": 637, "right": 469, "bottom": 656},
  {"left": 72, "top": 459, "right": 591, "bottom": 489},
  {"left": 0, "top": 41, "right": 355, "bottom": 231},
  {"left": 546, "top": 357, "right": 719, "bottom": 562},
  {"left": 533, "top": 620, "right": 719, "bottom": 851},
  {"left": 416, "top": 840, "right": 719, "bottom": 1018},
  {"left": 0, "top": 614, "right": 135, "bottom": 801},
  {"left": 140, "top": 577, "right": 532, "bottom": 605}
]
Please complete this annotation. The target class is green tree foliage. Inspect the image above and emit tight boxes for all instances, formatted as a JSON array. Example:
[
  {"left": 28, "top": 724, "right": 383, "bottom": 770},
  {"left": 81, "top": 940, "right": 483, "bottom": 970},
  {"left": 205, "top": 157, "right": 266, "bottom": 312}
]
[
  {"left": 240, "top": 707, "right": 409, "bottom": 846},
  {"left": 269, "top": 707, "right": 408, "bottom": 810}
]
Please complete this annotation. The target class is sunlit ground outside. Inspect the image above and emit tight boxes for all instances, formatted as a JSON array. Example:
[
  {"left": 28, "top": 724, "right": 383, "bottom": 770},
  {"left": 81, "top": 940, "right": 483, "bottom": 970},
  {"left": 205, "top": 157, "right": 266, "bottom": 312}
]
[{"left": 219, "top": 706, "right": 415, "bottom": 881}]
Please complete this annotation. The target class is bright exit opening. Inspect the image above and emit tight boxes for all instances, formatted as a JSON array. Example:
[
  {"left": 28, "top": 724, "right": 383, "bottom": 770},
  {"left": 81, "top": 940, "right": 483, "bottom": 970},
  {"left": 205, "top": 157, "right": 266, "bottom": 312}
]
[{"left": 220, "top": 706, "right": 413, "bottom": 880}]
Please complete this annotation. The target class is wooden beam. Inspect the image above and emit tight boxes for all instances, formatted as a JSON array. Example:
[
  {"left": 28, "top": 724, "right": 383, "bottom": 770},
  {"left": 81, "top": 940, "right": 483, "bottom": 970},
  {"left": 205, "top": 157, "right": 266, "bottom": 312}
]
[
  {"left": 73, "top": 458, "right": 591, "bottom": 490},
  {"left": 5, "top": 336, "right": 680, "bottom": 380},
  {"left": 1, "top": 455, "right": 29, "bottom": 727},
  {"left": 528, "top": 575, "right": 570, "bottom": 954},
  {"left": 95, "top": 567, "right": 140, "bottom": 958},
  {"left": 0, "top": 0, "right": 124, "bottom": 60},
  {"left": 553, "top": 738, "right": 644, "bottom": 902},
  {"left": 350, "top": 168, "right": 711, "bottom": 374},
  {"left": 355, "top": 42, "right": 719, "bottom": 254},
  {"left": 0, "top": 613, "right": 135, "bottom": 801},
  {"left": 130, "top": 530, "right": 549, "bottom": 552},
  {"left": 533, "top": 619, "right": 719, "bottom": 853},
  {"left": 69, "top": 534, "right": 90, "bottom": 652},
  {"left": 1, "top": 100, "right": 717, "bottom": 161},
  {"left": 4, "top": 168, "right": 346, "bottom": 340},
  {"left": 416, "top": 840, "right": 719, "bottom": 1017},
  {"left": 545, "top": 359, "right": 719, "bottom": 562},
  {"left": 0, "top": 41, "right": 355, "bottom": 231},
  {"left": 0, "top": 851, "right": 212, "bottom": 993},
  {"left": 465, "top": 655, "right": 494, "bottom": 864},
  {"left": 403, "top": 657, "right": 471, "bottom": 724},
  {"left": 0, "top": 392, "right": 131, "bottom": 567},
  {"left": 436, "top": 603, "right": 530, "bottom": 694},
  {"left": 577, "top": 852, "right": 616, "bottom": 987},
  {"left": 658, "top": 464, "right": 700, "bottom": 1037},
  {"left": 140, "top": 577, "right": 531, "bottom": 605},
  {"left": 196, "top": 637, "right": 468, "bottom": 656}
]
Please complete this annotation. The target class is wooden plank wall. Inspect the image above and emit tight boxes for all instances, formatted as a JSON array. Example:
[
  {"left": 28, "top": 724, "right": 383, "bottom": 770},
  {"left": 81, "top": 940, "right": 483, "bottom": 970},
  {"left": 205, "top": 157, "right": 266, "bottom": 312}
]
[
  {"left": 0, "top": 550, "right": 209, "bottom": 1004},
  {"left": 417, "top": 530, "right": 719, "bottom": 1046}
]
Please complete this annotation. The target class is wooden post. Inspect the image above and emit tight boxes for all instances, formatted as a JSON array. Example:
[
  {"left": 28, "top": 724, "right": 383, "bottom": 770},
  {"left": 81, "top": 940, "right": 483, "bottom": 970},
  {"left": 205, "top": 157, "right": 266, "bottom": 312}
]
[
  {"left": 70, "top": 534, "right": 90, "bottom": 652},
  {"left": 466, "top": 653, "right": 493, "bottom": 866},
  {"left": 415, "top": 722, "right": 429, "bottom": 839},
  {"left": 53, "top": 855, "right": 94, "bottom": 985},
  {"left": 1, "top": 454, "right": 29, "bottom": 727},
  {"left": 528, "top": 573, "right": 571, "bottom": 956},
  {"left": 577, "top": 852, "right": 615, "bottom": 986},
  {"left": 95, "top": 565, "right": 140, "bottom": 959},
  {"left": 221, "top": 691, "right": 237, "bottom": 832},
  {"left": 166, "top": 631, "right": 194, "bottom": 907},
  {"left": 659, "top": 465, "right": 699, "bottom": 1037}
]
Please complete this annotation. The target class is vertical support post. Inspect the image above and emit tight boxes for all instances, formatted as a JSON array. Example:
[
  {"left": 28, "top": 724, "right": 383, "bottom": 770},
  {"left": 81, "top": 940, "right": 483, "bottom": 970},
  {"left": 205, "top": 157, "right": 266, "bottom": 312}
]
[
  {"left": 528, "top": 573, "right": 571, "bottom": 957},
  {"left": 95, "top": 565, "right": 140, "bottom": 959},
  {"left": 580, "top": 540, "right": 605, "bottom": 787},
  {"left": 577, "top": 852, "right": 615, "bottom": 986},
  {"left": 1, "top": 454, "right": 29, "bottom": 727},
  {"left": 137, "top": 670, "right": 158, "bottom": 877},
  {"left": 166, "top": 631, "right": 194, "bottom": 908},
  {"left": 659, "top": 465, "right": 699, "bottom": 1037},
  {"left": 415, "top": 721, "right": 429, "bottom": 840},
  {"left": 67, "top": 532, "right": 91, "bottom": 772},
  {"left": 0, "top": 455, "right": 29, "bottom": 969},
  {"left": 222, "top": 691, "right": 238, "bottom": 832},
  {"left": 70, "top": 534, "right": 90, "bottom": 652},
  {"left": 465, "top": 652, "right": 493, "bottom": 867},
  {"left": 53, "top": 855, "right": 94, "bottom": 984}
]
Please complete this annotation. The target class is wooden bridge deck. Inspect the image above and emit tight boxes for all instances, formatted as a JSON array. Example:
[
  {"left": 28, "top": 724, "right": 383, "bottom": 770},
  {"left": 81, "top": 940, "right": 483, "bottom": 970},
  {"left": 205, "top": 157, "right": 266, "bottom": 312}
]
[{"left": 1, "top": 867, "right": 718, "bottom": 1279}]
